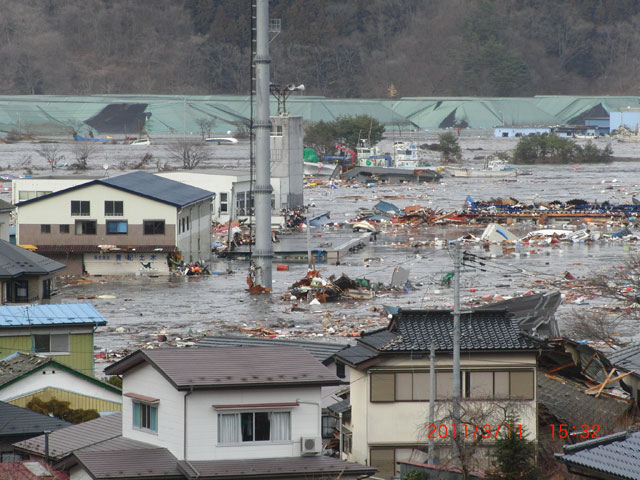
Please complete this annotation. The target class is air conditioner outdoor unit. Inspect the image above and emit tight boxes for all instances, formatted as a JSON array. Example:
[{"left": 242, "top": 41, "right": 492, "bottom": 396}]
[{"left": 301, "top": 436, "right": 321, "bottom": 455}]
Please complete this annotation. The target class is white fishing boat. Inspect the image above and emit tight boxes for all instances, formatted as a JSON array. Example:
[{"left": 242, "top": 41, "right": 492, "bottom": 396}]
[{"left": 447, "top": 159, "right": 518, "bottom": 178}]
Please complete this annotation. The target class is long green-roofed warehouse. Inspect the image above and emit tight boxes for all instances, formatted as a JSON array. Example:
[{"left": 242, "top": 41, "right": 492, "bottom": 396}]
[{"left": 0, "top": 95, "right": 638, "bottom": 136}]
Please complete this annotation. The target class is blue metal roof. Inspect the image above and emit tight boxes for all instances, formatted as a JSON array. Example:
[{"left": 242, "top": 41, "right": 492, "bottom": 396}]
[
  {"left": 100, "top": 171, "right": 214, "bottom": 207},
  {"left": 16, "top": 171, "right": 214, "bottom": 209},
  {"left": 0, "top": 303, "right": 107, "bottom": 327}
]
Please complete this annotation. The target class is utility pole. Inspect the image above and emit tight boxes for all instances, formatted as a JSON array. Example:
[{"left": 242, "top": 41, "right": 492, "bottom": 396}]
[
  {"left": 428, "top": 341, "right": 436, "bottom": 464},
  {"left": 252, "top": 0, "right": 273, "bottom": 290},
  {"left": 452, "top": 241, "right": 462, "bottom": 461}
]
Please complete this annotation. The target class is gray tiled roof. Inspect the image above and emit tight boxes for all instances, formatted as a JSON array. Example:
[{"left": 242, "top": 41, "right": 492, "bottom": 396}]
[
  {"left": 608, "top": 343, "right": 640, "bottom": 373},
  {"left": 178, "top": 455, "right": 377, "bottom": 479},
  {"left": 14, "top": 412, "right": 122, "bottom": 460},
  {"left": 196, "top": 336, "right": 348, "bottom": 364},
  {"left": 334, "top": 343, "right": 379, "bottom": 367},
  {"left": 74, "top": 448, "right": 183, "bottom": 480},
  {"left": 0, "top": 401, "right": 69, "bottom": 437},
  {"left": 537, "top": 370, "right": 629, "bottom": 434},
  {"left": 0, "top": 240, "right": 66, "bottom": 279},
  {"left": 336, "top": 309, "right": 535, "bottom": 367},
  {"left": 378, "top": 309, "right": 534, "bottom": 351},
  {"left": 556, "top": 430, "right": 640, "bottom": 479},
  {"left": 16, "top": 171, "right": 213, "bottom": 209},
  {"left": 105, "top": 346, "right": 342, "bottom": 390}
]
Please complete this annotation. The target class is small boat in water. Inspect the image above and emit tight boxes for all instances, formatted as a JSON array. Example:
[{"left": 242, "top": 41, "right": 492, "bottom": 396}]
[
  {"left": 205, "top": 137, "right": 238, "bottom": 145},
  {"left": 447, "top": 159, "right": 518, "bottom": 178}
]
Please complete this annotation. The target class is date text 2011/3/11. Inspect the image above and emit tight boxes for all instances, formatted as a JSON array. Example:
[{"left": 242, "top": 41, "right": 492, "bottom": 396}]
[{"left": 426, "top": 424, "right": 522, "bottom": 440}]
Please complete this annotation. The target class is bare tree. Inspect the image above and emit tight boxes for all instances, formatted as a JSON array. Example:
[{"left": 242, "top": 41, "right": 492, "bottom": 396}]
[
  {"left": 71, "top": 142, "right": 96, "bottom": 170},
  {"left": 166, "top": 139, "right": 209, "bottom": 169},
  {"left": 196, "top": 118, "right": 216, "bottom": 140},
  {"left": 423, "top": 400, "right": 529, "bottom": 480},
  {"left": 35, "top": 144, "right": 64, "bottom": 171}
]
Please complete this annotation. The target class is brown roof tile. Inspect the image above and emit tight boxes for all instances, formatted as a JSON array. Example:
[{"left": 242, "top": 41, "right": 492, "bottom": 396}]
[
  {"left": 105, "top": 346, "right": 342, "bottom": 390},
  {"left": 178, "top": 456, "right": 377, "bottom": 479},
  {"left": 74, "top": 448, "right": 183, "bottom": 479}
]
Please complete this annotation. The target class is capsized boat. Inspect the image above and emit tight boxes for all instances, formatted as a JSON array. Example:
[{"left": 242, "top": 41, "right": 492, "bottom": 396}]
[{"left": 205, "top": 137, "right": 238, "bottom": 145}]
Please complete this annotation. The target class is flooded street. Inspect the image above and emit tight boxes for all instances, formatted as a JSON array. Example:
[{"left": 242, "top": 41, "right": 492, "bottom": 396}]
[{"left": 2, "top": 131, "right": 640, "bottom": 355}]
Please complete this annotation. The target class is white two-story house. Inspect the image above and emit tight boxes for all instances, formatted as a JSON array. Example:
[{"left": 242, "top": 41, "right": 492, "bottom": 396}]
[
  {"left": 18, "top": 346, "right": 375, "bottom": 480},
  {"left": 15, "top": 171, "right": 213, "bottom": 275},
  {"left": 335, "top": 308, "right": 539, "bottom": 479}
]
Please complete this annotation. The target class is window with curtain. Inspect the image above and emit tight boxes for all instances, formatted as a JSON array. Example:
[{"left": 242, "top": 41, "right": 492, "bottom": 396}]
[
  {"left": 133, "top": 402, "right": 158, "bottom": 432},
  {"left": 218, "top": 411, "right": 290, "bottom": 444}
]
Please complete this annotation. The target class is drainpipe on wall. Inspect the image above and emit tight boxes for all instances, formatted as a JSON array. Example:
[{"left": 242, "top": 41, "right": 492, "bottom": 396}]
[{"left": 183, "top": 386, "right": 200, "bottom": 477}]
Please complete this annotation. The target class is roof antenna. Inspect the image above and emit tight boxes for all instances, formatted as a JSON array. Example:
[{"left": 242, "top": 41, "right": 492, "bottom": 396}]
[{"left": 103, "top": 163, "right": 110, "bottom": 178}]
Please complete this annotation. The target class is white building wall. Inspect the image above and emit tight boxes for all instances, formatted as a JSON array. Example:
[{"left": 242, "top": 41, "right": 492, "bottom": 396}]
[
  {"left": 16, "top": 184, "right": 175, "bottom": 227},
  {"left": 69, "top": 465, "right": 93, "bottom": 480},
  {"left": 347, "top": 368, "right": 369, "bottom": 465},
  {"left": 186, "top": 386, "right": 322, "bottom": 461},
  {"left": 177, "top": 198, "right": 212, "bottom": 263},
  {"left": 0, "top": 210, "right": 12, "bottom": 242},
  {"left": 11, "top": 177, "right": 97, "bottom": 205},
  {"left": 121, "top": 365, "right": 185, "bottom": 459},
  {"left": 0, "top": 367, "right": 121, "bottom": 406}
]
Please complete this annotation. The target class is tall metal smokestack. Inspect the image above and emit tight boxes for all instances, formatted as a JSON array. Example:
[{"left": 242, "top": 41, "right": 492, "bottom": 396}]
[{"left": 252, "top": 0, "right": 273, "bottom": 290}]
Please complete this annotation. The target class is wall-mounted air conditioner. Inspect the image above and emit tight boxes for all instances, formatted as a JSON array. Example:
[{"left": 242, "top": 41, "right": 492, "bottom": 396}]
[{"left": 301, "top": 436, "right": 321, "bottom": 455}]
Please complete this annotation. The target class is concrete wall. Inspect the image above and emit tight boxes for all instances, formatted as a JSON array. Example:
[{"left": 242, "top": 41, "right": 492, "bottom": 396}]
[{"left": 270, "top": 115, "right": 304, "bottom": 209}]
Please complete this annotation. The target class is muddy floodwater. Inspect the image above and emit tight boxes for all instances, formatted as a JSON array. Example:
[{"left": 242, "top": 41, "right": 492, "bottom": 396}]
[{"left": 2, "top": 131, "right": 640, "bottom": 357}]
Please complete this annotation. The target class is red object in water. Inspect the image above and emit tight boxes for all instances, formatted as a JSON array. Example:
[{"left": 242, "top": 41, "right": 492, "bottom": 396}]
[
  {"left": 469, "top": 288, "right": 477, "bottom": 293},
  {"left": 276, "top": 264, "right": 289, "bottom": 271}
]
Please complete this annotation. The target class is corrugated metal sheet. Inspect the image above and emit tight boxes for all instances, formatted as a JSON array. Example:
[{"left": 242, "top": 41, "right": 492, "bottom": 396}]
[
  {"left": 3, "top": 94, "right": 640, "bottom": 135},
  {"left": 105, "top": 346, "right": 341, "bottom": 390},
  {"left": 0, "top": 303, "right": 106, "bottom": 327},
  {"left": 13, "top": 412, "right": 122, "bottom": 460},
  {"left": 9, "top": 387, "right": 121, "bottom": 413}
]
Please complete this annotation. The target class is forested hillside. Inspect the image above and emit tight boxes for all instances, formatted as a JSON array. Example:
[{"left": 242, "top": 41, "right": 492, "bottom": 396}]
[{"left": 1, "top": 0, "right": 640, "bottom": 97}]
